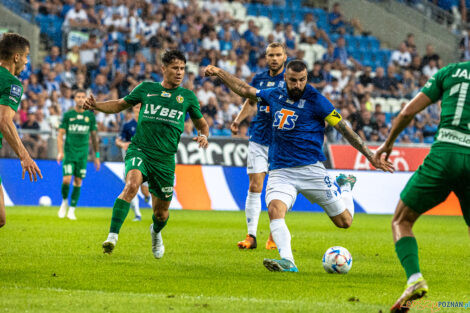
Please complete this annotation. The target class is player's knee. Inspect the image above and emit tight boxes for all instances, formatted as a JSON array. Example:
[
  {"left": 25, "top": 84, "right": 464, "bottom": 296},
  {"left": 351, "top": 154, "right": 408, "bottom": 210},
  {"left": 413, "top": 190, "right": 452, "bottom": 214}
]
[
  {"left": 124, "top": 182, "right": 140, "bottom": 197},
  {"left": 248, "top": 182, "right": 262, "bottom": 193}
]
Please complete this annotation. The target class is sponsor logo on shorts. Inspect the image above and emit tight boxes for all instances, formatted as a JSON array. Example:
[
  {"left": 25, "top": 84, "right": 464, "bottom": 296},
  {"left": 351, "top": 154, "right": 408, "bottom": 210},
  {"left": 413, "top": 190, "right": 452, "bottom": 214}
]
[
  {"left": 161, "top": 187, "right": 173, "bottom": 193},
  {"left": 436, "top": 128, "right": 470, "bottom": 148}
]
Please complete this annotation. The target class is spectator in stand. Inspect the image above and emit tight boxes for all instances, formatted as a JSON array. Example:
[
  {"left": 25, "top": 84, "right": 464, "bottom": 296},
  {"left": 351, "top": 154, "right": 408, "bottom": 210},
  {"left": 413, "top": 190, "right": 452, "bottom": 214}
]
[
  {"left": 44, "top": 46, "right": 64, "bottom": 68},
  {"left": 308, "top": 61, "right": 327, "bottom": 91},
  {"left": 91, "top": 74, "right": 110, "bottom": 96},
  {"left": 298, "top": 13, "right": 331, "bottom": 45},
  {"left": 355, "top": 110, "right": 378, "bottom": 141},
  {"left": 422, "top": 59, "right": 439, "bottom": 78},
  {"left": 63, "top": 1, "right": 89, "bottom": 29},
  {"left": 202, "top": 30, "right": 221, "bottom": 51},
  {"left": 390, "top": 42, "right": 412, "bottom": 69},
  {"left": 197, "top": 80, "right": 216, "bottom": 106},
  {"left": 403, "top": 33, "right": 417, "bottom": 57},
  {"left": 386, "top": 65, "right": 402, "bottom": 97},
  {"left": 21, "top": 109, "right": 42, "bottom": 158},
  {"left": 45, "top": 71, "right": 61, "bottom": 96},
  {"left": 322, "top": 77, "right": 342, "bottom": 105},
  {"left": 284, "top": 24, "right": 298, "bottom": 54},
  {"left": 357, "top": 66, "right": 374, "bottom": 94},
  {"left": 272, "top": 23, "right": 285, "bottom": 43},
  {"left": 460, "top": 28, "right": 470, "bottom": 61},
  {"left": 421, "top": 44, "right": 442, "bottom": 68},
  {"left": 372, "top": 66, "right": 394, "bottom": 97},
  {"left": 328, "top": 2, "right": 364, "bottom": 35}
]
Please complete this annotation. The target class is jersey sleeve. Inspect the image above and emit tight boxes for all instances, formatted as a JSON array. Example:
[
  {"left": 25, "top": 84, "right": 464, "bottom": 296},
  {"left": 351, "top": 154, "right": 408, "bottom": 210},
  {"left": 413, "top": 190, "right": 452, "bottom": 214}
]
[
  {"left": 59, "top": 113, "right": 68, "bottom": 129},
  {"left": 187, "top": 91, "right": 203, "bottom": 120},
  {"left": 420, "top": 66, "right": 446, "bottom": 102},
  {"left": 315, "top": 93, "right": 342, "bottom": 126},
  {"left": 255, "top": 88, "right": 274, "bottom": 103},
  {"left": 0, "top": 82, "right": 23, "bottom": 112},
  {"left": 123, "top": 82, "right": 147, "bottom": 106},
  {"left": 90, "top": 113, "right": 97, "bottom": 131}
]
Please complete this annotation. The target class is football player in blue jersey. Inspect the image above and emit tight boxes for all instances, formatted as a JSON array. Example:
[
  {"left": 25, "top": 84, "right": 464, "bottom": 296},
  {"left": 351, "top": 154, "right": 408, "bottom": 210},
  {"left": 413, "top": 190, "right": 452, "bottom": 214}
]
[
  {"left": 205, "top": 60, "right": 394, "bottom": 272},
  {"left": 231, "top": 43, "right": 287, "bottom": 251},
  {"left": 115, "top": 104, "right": 152, "bottom": 221}
]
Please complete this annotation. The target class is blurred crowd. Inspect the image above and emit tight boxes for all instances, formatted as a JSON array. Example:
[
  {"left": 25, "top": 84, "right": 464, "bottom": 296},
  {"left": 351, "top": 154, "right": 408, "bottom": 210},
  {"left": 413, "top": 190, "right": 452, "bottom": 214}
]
[{"left": 5, "top": 0, "right": 446, "bottom": 159}]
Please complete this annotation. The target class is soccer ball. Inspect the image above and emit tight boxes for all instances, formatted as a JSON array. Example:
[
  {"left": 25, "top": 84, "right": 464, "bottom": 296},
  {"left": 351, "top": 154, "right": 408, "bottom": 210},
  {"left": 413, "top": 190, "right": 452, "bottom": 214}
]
[
  {"left": 38, "top": 196, "right": 52, "bottom": 207},
  {"left": 322, "top": 246, "right": 352, "bottom": 274}
]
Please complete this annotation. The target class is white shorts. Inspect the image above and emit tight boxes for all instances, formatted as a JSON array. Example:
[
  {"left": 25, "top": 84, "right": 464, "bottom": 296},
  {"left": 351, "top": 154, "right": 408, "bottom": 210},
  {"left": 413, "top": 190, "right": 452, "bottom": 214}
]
[
  {"left": 265, "top": 163, "right": 345, "bottom": 217},
  {"left": 247, "top": 141, "right": 269, "bottom": 174}
]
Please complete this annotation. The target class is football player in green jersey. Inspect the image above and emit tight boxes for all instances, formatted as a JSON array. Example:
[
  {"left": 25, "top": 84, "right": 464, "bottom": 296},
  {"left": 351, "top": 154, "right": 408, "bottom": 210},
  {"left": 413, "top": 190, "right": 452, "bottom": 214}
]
[
  {"left": 0, "top": 33, "right": 42, "bottom": 229},
  {"left": 83, "top": 50, "right": 209, "bottom": 258},
  {"left": 57, "top": 89, "right": 100, "bottom": 220},
  {"left": 374, "top": 63, "right": 470, "bottom": 312}
]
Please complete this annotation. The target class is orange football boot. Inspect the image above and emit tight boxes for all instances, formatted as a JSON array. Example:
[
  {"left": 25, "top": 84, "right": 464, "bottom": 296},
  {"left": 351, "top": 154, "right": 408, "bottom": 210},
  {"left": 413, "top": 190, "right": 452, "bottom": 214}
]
[
  {"left": 265, "top": 233, "right": 277, "bottom": 250},
  {"left": 237, "top": 234, "right": 257, "bottom": 249}
]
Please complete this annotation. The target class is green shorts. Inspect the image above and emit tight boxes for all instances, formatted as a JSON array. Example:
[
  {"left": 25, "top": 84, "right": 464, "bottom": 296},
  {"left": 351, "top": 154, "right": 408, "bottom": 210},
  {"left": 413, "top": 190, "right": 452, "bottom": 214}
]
[
  {"left": 63, "top": 158, "right": 88, "bottom": 178},
  {"left": 124, "top": 146, "right": 175, "bottom": 201},
  {"left": 400, "top": 149, "right": 470, "bottom": 226}
]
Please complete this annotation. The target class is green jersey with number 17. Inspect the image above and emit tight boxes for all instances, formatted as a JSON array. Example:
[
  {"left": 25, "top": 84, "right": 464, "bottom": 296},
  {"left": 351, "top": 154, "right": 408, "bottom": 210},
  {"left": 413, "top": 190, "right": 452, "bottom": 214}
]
[
  {"left": 0, "top": 66, "right": 23, "bottom": 149},
  {"left": 123, "top": 82, "right": 203, "bottom": 164},
  {"left": 421, "top": 62, "right": 470, "bottom": 153}
]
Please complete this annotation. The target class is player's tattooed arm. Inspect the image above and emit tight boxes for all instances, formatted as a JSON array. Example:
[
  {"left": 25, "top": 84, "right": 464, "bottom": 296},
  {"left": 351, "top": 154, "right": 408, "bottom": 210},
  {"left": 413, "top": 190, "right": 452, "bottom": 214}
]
[
  {"left": 334, "top": 120, "right": 394, "bottom": 172},
  {"left": 204, "top": 66, "right": 258, "bottom": 102}
]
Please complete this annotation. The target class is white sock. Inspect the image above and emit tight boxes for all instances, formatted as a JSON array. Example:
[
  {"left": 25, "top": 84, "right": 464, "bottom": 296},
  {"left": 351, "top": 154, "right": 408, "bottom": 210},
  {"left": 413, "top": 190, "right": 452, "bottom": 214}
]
[
  {"left": 340, "top": 183, "right": 354, "bottom": 218},
  {"left": 270, "top": 218, "right": 294, "bottom": 264},
  {"left": 107, "top": 232, "right": 118, "bottom": 241},
  {"left": 245, "top": 192, "right": 261, "bottom": 237},
  {"left": 68, "top": 206, "right": 75, "bottom": 214},
  {"left": 407, "top": 272, "right": 423, "bottom": 285},
  {"left": 131, "top": 196, "right": 141, "bottom": 217}
]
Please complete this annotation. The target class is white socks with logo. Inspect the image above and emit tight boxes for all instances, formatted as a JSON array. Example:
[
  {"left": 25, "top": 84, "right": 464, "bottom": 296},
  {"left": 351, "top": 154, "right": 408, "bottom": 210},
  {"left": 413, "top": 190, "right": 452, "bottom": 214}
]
[
  {"left": 245, "top": 192, "right": 261, "bottom": 237},
  {"left": 270, "top": 218, "right": 294, "bottom": 264}
]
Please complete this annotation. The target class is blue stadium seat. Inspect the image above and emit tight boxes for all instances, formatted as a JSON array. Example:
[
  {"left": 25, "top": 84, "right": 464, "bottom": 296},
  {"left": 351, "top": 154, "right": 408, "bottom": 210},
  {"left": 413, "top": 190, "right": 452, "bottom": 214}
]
[
  {"left": 367, "top": 36, "right": 380, "bottom": 51},
  {"left": 329, "top": 33, "right": 340, "bottom": 43}
]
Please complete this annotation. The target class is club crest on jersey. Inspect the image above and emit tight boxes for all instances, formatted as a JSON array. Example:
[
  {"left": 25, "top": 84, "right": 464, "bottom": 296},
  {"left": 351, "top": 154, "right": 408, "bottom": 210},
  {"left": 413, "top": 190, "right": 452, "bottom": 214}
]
[
  {"left": 161, "top": 91, "right": 171, "bottom": 98},
  {"left": 85, "top": 116, "right": 89, "bottom": 123},
  {"left": 267, "top": 81, "right": 275, "bottom": 87},
  {"left": 176, "top": 95, "right": 184, "bottom": 103},
  {"left": 10, "top": 85, "right": 21, "bottom": 98},
  {"left": 298, "top": 99, "right": 305, "bottom": 108},
  {"left": 273, "top": 108, "right": 298, "bottom": 130},
  {"left": 278, "top": 81, "right": 285, "bottom": 87}
]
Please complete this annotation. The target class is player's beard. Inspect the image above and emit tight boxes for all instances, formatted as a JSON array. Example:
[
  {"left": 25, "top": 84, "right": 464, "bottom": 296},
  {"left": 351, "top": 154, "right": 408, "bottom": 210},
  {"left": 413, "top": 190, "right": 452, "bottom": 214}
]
[
  {"left": 287, "top": 87, "right": 305, "bottom": 102},
  {"left": 269, "top": 63, "right": 283, "bottom": 74}
]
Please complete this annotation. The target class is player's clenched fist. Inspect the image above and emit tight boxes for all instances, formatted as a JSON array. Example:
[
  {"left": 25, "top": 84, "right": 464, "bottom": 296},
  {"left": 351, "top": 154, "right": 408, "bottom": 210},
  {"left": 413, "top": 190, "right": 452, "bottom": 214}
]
[
  {"left": 83, "top": 94, "right": 97, "bottom": 110},
  {"left": 204, "top": 65, "right": 220, "bottom": 77}
]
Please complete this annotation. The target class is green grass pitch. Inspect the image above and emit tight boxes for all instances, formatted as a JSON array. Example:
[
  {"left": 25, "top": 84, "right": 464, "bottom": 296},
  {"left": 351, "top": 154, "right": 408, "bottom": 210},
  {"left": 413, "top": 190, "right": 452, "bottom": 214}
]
[{"left": 1, "top": 206, "right": 469, "bottom": 313}]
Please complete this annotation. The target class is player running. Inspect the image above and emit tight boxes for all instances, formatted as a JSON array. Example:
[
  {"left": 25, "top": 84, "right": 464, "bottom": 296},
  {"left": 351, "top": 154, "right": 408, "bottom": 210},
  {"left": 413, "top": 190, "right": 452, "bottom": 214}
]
[
  {"left": 115, "top": 104, "right": 152, "bottom": 222},
  {"left": 0, "top": 33, "right": 42, "bottom": 228},
  {"left": 83, "top": 50, "right": 209, "bottom": 258},
  {"left": 57, "top": 89, "right": 101, "bottom": 220},
  {"left": 374, "top": 63, "right": 470, "bottom": 313},
  {"left": 231, "top": 42, "right": 286, "bottom": 250},
  {"left": 205, "top": 60, "right": 393, "bottom": 272}
]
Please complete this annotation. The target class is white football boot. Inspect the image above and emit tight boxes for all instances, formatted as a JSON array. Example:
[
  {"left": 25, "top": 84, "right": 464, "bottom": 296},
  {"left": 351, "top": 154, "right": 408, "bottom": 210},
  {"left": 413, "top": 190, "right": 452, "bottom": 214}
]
[
  {"left": 58, "top": 200, "right": 68, "bottom": 218},
  {"left": 102, "top": 233, "right": 118, "bottom": 254},
  {"left": 150, "top": 224, "right": 165, "bottom": 259}
]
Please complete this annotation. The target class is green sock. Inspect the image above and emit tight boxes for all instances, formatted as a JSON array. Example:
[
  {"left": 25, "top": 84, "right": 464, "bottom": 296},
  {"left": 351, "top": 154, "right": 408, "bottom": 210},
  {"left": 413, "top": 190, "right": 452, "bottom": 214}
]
[
  {"left": 109, "top": 198, "right": 131, "bottom": 234},
  {"left": 395, "top": 236, "right": 421, "bottom": 279},
  {"left": 70, "top": 186, "right": 81, "bottom": 207},
  {"left": 61, "top": 183, "right": 70, "bottom": 200},
  {"left": 152, "top": 214, "right": 169, "bottom": 233}
]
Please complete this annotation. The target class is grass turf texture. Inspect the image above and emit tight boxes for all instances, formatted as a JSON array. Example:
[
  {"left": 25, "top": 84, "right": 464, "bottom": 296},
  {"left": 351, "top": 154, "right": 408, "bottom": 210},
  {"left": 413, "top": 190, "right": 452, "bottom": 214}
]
[{"left": 1, "top": 207, "right": 468, "bottom": 313}]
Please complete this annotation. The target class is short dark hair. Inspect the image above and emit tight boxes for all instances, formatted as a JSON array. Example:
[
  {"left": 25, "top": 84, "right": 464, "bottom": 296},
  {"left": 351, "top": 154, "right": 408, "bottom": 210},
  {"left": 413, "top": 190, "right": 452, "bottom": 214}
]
[
  {"left": 162, "top": 50, "right": 186, "bottom": 66},
  {"left": 266, "top": 42, "right": 286, "bottom": 54},
  {"left": 286, "top": 60, "right": 307, "bottom": 72},
  {"left": 0, "top": 33, "right": 30, "bottom": 60},
  {"left": 73, "top": 89, "right": 86, "bottom": 97}
]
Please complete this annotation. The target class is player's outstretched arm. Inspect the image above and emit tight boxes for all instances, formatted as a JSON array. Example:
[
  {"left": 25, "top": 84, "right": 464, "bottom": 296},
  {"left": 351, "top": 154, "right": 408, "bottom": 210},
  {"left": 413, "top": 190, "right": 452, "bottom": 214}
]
[
  {"left": 334, "top": 119, "right": 394, "bottom": 173},
  {"left": 374, "top": 92, "right": 432, "bottom": 164},
  {"left": 0, "top": 105, "right": 42, "bottom": 181},
  {"left": 204, "top": 66, "right": 258, "bottom": 102},
  {"left": 192, "top": 117, "right": 209, "bottom": 149},
  {"left": 231, "top": 99, "right": 257, "bottom": 135},
  {"left": 83, "top": 94, "right": 132, "bottom": 114},
  {"left": 91, "top": 130, "right": 101, "bottom": 171}
]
